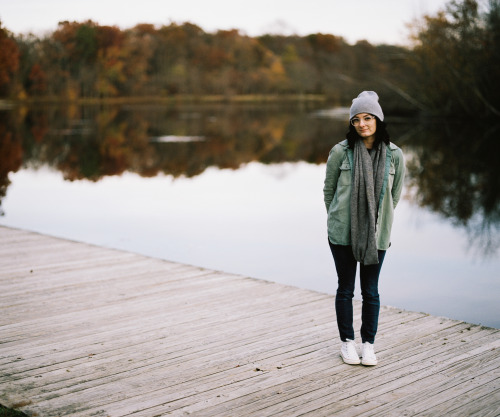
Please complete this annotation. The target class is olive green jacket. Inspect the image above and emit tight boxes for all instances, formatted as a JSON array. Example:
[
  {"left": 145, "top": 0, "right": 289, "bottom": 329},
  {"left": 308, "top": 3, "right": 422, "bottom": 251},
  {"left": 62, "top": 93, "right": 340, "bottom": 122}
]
[{"left": 323, "top": 139, "right": 405, "bottom": 249}]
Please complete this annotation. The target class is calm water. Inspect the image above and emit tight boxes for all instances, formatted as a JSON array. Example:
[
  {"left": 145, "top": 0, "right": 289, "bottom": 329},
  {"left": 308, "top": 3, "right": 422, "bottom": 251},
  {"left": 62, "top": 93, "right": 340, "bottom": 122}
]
[{"left": 1, "top": 103, "right": 499, "bottom": 328}]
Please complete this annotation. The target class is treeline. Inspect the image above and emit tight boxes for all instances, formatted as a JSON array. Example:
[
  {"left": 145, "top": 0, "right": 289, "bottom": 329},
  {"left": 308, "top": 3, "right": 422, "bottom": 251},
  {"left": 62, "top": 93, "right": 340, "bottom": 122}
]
[
  {"left": 0, "top": 21, "right": 414, "bottom": 109},
  {"left": 0, "top": 0, "right": 499, "bottom": 117}
]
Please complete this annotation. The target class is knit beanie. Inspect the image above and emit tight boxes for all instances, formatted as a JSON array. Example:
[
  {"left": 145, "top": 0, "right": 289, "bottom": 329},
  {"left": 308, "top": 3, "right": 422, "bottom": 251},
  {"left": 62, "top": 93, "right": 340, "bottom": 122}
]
[{"left": 349, "top": 91, "right": 384, "bottom": 121}]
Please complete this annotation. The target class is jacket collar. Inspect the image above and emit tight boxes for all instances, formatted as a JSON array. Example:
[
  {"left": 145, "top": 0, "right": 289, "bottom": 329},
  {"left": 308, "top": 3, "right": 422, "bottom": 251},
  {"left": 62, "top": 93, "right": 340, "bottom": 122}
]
[{"left": 339, "top": 139, "right": 398, "bottom": 151}]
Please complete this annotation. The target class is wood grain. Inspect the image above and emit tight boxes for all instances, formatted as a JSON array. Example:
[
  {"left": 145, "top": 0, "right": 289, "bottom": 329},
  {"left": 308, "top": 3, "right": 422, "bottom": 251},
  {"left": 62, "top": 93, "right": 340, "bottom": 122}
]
[{"left": 0, "top": 225, "right": 498, "bottom": 416}]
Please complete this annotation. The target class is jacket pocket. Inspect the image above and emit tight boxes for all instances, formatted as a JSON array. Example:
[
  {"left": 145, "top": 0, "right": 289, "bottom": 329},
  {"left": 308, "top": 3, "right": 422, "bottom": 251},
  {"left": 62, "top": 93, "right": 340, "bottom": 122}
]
[
  {"left": 388, "top": 164, "right": 396, "bottom": 188},
  {"left": 338, "top": 161, "right": 351, "bottom": 186}
]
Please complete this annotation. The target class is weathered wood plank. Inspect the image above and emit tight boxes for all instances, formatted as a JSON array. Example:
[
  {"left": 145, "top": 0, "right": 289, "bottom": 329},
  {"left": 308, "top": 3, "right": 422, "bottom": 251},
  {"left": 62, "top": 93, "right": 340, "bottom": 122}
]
[
  {"left": 181, "top": 326, "right": 498, "bottom": 417},
  {"left": 0, "top": 225, "right": 498, "bottom": 417}
]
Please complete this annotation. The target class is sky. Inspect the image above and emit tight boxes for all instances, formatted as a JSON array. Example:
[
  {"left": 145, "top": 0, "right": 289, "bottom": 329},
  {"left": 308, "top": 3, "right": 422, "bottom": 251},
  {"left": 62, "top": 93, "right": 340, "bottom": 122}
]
[{"left": 0, "top": 0, "right": 450, "bottom": 45}]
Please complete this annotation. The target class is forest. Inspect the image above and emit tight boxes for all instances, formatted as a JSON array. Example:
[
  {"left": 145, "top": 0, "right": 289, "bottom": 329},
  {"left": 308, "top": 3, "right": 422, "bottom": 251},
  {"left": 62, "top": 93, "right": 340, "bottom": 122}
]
[{"left": 1, "top": 0, "right": 499, "bottom": 118}]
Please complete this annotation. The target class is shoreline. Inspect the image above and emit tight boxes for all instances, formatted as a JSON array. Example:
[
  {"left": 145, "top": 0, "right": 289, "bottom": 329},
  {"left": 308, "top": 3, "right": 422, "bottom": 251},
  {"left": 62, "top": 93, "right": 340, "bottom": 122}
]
[{"left": 0, "top": 94, "right": 328, "bottom": 107}]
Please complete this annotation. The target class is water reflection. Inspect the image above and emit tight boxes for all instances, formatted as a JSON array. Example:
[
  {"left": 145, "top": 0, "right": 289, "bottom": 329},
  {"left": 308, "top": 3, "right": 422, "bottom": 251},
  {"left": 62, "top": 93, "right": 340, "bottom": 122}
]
[
  {"left": 3, "top": 164, "right": 498, "bottom": 328},
  {"left": 0, "top": 103, "right": 499, "bottom": 257},
  {"left": 402, "top": 121, "right": 500, "bottom": 257}
]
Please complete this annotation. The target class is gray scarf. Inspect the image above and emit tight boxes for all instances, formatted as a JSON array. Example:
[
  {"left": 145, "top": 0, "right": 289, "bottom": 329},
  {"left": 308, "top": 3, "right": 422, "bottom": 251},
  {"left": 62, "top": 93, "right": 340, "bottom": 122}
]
[{"left": 350, "top": 140, "right": 386, "bottom": 265}]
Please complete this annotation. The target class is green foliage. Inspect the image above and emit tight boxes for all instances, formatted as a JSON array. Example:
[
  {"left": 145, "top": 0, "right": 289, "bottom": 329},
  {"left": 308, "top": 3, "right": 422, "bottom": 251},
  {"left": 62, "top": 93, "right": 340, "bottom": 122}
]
[{"left": 75, "top": 24, "right": 98, "bottom": 63}]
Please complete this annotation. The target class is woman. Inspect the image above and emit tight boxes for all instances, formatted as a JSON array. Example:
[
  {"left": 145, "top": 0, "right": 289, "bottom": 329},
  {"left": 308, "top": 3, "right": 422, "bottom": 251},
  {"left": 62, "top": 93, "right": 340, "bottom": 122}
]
[{"left": 323, "top": 91, "right": 405, "bottom": 366}]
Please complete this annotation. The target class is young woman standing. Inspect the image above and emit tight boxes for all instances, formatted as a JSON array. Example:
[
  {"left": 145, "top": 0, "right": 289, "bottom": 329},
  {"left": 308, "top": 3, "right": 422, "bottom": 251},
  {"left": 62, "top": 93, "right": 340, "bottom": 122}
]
[{"left": 323, "top": 91, "right": 405, "bottom": 365}]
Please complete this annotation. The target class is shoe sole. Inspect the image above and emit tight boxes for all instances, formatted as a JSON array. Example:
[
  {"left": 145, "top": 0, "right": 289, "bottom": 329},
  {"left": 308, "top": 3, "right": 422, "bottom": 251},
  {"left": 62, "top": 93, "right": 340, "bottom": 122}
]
[
  {"left": 361, "top": 359, "right": 377, "bottom": 366},
  {"left": 341, "top": 354, "right": 360, "bottom": 365}
]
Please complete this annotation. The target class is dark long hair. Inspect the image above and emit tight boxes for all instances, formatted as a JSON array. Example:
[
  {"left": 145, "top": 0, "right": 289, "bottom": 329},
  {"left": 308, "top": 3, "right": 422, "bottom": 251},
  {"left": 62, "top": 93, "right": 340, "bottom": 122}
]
[{"left": 346, "top": 116, "right": 390, "bottom": 149}]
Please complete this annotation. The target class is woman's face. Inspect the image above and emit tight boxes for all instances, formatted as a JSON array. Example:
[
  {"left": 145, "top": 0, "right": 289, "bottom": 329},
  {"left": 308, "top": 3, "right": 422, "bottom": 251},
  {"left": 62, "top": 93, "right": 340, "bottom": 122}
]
[{"left": 351, "top": 113, "right": 377, "bottom": 140}]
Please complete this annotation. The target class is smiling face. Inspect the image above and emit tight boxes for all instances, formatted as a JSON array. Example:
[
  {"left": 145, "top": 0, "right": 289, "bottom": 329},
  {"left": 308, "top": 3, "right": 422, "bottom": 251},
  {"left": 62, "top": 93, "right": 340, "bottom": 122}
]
[{"left": 351, "top": 113, "right": 377, "bottom": 142}]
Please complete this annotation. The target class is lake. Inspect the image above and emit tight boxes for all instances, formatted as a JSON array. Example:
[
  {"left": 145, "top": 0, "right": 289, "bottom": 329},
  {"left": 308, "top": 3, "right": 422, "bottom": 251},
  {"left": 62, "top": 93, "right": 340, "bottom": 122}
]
[{"left": 1, "top": 102, "right": 499, "bottom": 328}]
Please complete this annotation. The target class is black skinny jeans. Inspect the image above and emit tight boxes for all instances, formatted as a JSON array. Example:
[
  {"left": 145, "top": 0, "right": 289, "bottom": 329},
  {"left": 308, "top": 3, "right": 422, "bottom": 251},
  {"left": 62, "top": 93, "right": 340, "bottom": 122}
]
[{"left": 328, "top": 241, "right": 386, "bottom": 344}]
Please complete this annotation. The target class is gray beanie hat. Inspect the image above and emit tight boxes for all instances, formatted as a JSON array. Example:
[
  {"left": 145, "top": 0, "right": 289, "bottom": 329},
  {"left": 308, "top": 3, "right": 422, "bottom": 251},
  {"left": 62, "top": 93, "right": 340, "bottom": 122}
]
[{"left": 349, "top": 91, "right": 384, "bottom": 121}]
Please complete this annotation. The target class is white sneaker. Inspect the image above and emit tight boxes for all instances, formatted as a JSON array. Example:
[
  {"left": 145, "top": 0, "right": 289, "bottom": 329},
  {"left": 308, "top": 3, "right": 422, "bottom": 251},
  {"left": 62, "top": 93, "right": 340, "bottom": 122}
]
[
  {"left": 340, "top": 339, "right": 360, "bottom": 365},
  {"left": 361, "top": 342, "right": 378, "bottom": 366}
]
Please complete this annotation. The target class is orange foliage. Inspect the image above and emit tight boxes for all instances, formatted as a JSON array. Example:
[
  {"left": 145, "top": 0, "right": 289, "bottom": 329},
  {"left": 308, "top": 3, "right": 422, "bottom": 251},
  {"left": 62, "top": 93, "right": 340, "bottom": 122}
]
[
  {"left": 307, "top": 33, "right": 342, "bottom": 53},
  {"left": 97, "top": 25, "right": 124, "bottom": 51},
  {"left": 0, "top": 23, "right": 20, "bottom": 96},
  {"left": 0, "top": 116, "right": 23, "bottom": 207},
  {"left": 28, "top": 63, "right": 47, "bottom": 95},
  {"left": 4, "top": 18, "right": 421, "bottom": 104}
]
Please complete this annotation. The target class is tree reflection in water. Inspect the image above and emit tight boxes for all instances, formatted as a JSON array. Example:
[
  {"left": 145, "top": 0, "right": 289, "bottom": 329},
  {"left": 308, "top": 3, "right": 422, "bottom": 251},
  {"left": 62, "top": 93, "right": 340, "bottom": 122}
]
[
  {"left": 401, "top": 121, "right": 500, "bottom": 257},
  {"left": 0, "top": 104, "right": 498, "bottom": 256}
]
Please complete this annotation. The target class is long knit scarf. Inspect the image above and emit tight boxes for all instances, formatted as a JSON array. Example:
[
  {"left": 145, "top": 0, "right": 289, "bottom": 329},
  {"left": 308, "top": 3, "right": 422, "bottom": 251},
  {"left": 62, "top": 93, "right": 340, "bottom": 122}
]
[{"left": 350, "top": 140, "right": 386, "bottom": 265}]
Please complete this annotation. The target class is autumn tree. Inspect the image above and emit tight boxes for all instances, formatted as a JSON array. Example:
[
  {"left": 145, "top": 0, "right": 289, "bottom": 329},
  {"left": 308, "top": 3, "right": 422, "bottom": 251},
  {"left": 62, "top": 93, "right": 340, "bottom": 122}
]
[
  {"left": 280, "top": 42, "right": 316, "bottom": 94},
  {"left": 7, "top": 19, "right": 417, "bottom": 108},
  {"left": 95, "top": 25, "right": 126, "bottom": 97},
  {"left": 304, "top": 33, "right": 343, "bottom": 94},
  {"left": 27, "top": 63, "right": 47, "bottom": 95},
  {"left": 150, "top": 23, "right": 201, "bottom": 95},
  {"left": 122, "top": 24, "right": 157, "bottom": 95},
  {"left": 52, "top": 20, "right": 99, "bottom": 98},
  {"left": 0, "top": 22, "right": 20, "bottom": 97}
]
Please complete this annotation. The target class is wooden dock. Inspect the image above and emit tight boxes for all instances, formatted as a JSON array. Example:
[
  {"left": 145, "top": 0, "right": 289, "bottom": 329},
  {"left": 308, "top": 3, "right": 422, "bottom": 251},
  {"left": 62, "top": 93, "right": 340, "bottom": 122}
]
[{"left": 0, "top": 225, "right": 499, "bottom": 417}]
